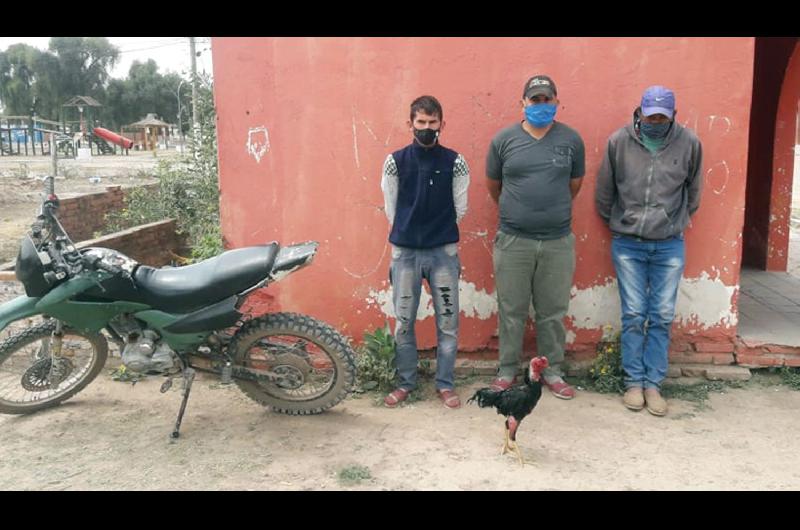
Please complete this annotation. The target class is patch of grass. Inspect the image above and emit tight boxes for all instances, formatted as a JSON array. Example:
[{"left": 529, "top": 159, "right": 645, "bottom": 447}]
[
  {"left": 337, "top": 465, "right": 372, "bottom": 485},
  {"left": 109, "top": 365, "right": 144, "bottom": 384},
  {"left": 779, "top": 366, "right": 800, "bottom": 390},
  {"left": 661, "top": 380, "right": 746, "bottom": 410}
]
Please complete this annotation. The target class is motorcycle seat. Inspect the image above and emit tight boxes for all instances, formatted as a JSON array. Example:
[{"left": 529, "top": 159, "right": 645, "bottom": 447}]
[{"left": 132, "top": 243, "right": 280, "bottom": 313}]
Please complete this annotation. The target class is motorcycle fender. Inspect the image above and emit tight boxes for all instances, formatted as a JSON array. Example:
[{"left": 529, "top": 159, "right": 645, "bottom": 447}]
[{"left": 0, "top": 295, "right": 41, "bottom": 334}]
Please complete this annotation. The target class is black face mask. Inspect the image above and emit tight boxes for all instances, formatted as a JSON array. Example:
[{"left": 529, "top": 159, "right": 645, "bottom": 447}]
[{"left": 413, "top": 128, "right": 439, "bottom": 146}]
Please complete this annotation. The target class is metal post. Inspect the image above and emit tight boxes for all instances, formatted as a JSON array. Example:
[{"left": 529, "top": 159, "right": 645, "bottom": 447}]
[
  {"left": 190, "top": 37, "right": 199, "bottom": 138},
  {"left": 51, "top": 133, "right": 57, "bottom": 177}
]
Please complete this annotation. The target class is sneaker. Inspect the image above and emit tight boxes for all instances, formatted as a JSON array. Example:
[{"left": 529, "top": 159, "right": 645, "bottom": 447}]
[
  {"left": 542, "top": 376, "right": 576, "bottom": 400},
  {"left": 436, "top": 389, "right": 461, "bottom": 409},
  {"left": 644, "top": 388, "right": 668, "bottom": 416},
  {"left": 489, "top": 377, "right": 516, "bottom": 391},
  {"left": 623, "top": 387, "right": 645, "bottom": 411}
]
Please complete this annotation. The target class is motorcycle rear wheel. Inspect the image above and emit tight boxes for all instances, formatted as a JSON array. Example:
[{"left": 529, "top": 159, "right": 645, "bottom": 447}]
[
  {"left": 230, "top": 312, "right": 356, "bottom": 415},
  {"left": 0, "top": 320, "right": 108, "bottom": 414}
]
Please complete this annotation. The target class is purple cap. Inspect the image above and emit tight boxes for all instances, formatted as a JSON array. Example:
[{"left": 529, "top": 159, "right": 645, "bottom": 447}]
[{"left": 641, "top": 85, "right": 675, "bottom": 119}]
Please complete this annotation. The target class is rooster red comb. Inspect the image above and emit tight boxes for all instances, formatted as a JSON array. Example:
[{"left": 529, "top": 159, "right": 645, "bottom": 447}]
[{"left": 529, "top": 356, "right": 549, "bottom": 374}]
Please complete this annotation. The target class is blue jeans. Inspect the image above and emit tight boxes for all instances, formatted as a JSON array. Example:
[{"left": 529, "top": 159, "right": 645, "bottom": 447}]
[
  {"left": 390, "top": 244, "right": 460, "bottom": 391},
  {"left": 611, "top": 235, "right": 685, "bottom": 390}
]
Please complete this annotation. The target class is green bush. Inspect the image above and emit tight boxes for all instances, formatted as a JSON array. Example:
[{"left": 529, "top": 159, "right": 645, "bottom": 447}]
[
  {"left": 587, "top": 325, "right": 625, "bottom": 394},
  {"left": 106, "top": 74, "right": 223, "bottom": 262},
  {"left": 355, "top": 323, "right": 397, "bottom": 393}
]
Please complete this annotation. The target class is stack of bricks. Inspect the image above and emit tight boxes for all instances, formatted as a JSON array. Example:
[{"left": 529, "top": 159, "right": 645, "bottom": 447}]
[{"left": 734, "top": 340, "right": 800, "bottom": 367}]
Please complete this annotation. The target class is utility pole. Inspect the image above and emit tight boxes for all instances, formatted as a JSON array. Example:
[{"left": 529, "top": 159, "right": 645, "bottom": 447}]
[{"left": 189, "top": 37, "right": 199, "bottom": 135}]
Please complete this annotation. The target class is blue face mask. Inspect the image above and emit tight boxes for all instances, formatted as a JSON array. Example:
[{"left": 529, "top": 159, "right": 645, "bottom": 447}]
[
  {"left": 640, "top": 121, "right": 671, "bottom": 139},
  {"left": 524, "top": 103, "right": 557, "bottom": 128}
]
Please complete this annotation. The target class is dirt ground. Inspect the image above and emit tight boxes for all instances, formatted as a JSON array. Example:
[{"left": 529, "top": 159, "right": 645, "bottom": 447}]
[{"left": 0, "top": 363, "right": 798, "bottom": 491}]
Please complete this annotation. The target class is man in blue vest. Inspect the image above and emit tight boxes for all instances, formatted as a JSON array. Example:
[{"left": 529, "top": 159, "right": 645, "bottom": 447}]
[{"left": 381, "top": 95, "right": 470, "bottom": 409}]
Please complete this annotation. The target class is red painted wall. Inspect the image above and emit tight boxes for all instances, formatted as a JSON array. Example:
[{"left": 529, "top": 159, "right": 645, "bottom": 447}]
[
  {"left": 767, "top": 40, "right": 800, "bottom": 271},
  {"left": 743, "top": 37, "right": 798, "bottom": 270},
  {"left": 212, "top": 37, "right": 755, "bottom": 354}
]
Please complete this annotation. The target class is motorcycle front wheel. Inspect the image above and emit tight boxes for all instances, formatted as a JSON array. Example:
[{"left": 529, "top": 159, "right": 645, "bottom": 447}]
[
  {"left": 230, "top": 312, "right": 356, "bottom": 415},
  {"left": 0, "top": 320, "right": 108, "bottom": 414}
]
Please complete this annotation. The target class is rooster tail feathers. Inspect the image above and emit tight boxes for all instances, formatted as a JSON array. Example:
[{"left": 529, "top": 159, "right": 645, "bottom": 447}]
[{"left": 468, "top": 387, "right": 502, "bottom": 408}]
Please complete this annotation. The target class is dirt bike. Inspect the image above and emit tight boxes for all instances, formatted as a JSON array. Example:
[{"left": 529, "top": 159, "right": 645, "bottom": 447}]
[{"left": 0, "top": 176, "right": 356, "bottom": 438}]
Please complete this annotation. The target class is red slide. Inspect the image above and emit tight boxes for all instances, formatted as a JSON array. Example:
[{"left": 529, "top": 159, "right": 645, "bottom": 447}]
[{"left": 93, "top": 127, "right": 134, "bottom": 149}]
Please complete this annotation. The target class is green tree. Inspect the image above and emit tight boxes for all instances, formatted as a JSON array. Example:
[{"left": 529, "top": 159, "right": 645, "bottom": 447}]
[
  {"left": 101, "top": 60, "right": 188, "bottom": 132},
  {"left": 47, "top": 37, "right": 119, "bottom": 101},
  {"left": 107, "top": 73, "right": 222, "bottom": 261},
  {"left": 0, "top": 44, "right": 40, "bottom": 115}
]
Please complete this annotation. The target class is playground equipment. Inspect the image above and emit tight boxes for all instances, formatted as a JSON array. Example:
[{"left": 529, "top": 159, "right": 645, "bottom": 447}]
[{"left": 92, "top": 127, "right": 134, "bottom": 149}]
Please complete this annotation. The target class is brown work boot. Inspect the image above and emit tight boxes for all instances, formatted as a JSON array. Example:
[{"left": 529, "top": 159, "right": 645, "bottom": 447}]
[
  {"left": 623, "top": 387, "right": 645, "bottom": 411},
  {"left": 644, "top": 388, "right": 668, "bottom": 416}
]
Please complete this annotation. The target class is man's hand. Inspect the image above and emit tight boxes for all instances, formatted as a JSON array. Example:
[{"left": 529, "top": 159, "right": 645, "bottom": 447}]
[
  {"left": 570, "top": 177, "right": 583, "bottom": 199},
  {"left": 486, "top": 178, "right": 502, "bottom": 204}
]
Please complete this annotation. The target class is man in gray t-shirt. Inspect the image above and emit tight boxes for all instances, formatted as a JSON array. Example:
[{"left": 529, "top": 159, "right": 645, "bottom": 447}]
[{"left": 485, "top": 74, "right": 585, "bottom": 400}]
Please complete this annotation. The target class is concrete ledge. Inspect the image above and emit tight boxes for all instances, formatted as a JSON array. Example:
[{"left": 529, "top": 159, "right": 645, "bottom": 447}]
[{"left": 676, "top": 363, "right": 752, "bottom": 381}]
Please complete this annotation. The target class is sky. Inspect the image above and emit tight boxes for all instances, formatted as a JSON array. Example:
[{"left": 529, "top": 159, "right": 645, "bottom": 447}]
[{"left": 0, "top": 37, "right": 213, "bottom": 80}]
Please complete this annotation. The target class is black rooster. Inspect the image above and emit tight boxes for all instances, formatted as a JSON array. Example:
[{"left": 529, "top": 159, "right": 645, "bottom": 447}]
[{"left": 468, "top": 356, "right": 549, "bottom": 465}]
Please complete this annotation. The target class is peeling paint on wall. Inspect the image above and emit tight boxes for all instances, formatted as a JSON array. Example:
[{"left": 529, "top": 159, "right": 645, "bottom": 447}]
[
  {"left": 458, "top": 281, "right": 498, "bottom": 320},
  {"left": 366, "top": 279, "right": 497, "bottom": 321},
  {"left": 567, "top": 272, "right": 737, "bottom": 332},
  {"left": 246, "top": 126, "right": 270, "bottom": 163},
  {"left": 568, "top": 279, "right": 622, "bottom": 330},
  {"left": 367, "top": 271, "right": 737, "bottom": 331},
  {"left": 675, "top": 271, "right": 738, "bottom": 329}
]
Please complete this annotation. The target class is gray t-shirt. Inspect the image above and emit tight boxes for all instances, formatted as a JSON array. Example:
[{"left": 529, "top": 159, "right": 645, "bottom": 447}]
[{"left": 486, "top": 121, "right": 585, "bottom": 240}]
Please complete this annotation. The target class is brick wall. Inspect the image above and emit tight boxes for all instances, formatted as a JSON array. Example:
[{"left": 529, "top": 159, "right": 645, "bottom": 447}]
[
  {"left": 74, "top": 219, "right": 183, "bottom": 267},
  {"left": 57, "top": 184, "right": 158, "bottom": 242},
  {"left": 1, "top": 219, "right": 183, "bottom": 274}
]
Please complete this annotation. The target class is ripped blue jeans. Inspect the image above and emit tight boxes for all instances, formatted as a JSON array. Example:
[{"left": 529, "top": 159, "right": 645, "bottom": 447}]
[
  {"left": 611, "top": 234, "right": 685, "bottom": 390},
  {"left": 390, "top": 243, "right": 460, "bottom": 391}
]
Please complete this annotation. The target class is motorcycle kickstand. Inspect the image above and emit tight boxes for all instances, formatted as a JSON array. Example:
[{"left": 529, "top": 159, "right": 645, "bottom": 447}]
[{"left": 171, "top": 367, "right": 196, "bottom": 439}]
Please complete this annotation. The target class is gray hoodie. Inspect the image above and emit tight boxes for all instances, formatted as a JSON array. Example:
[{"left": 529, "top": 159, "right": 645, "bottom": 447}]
[{"left": 595, "top": 109, "right": 703, "bottom": 240}]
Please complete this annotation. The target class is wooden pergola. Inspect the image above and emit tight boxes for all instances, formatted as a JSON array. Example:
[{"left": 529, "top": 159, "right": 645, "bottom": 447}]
[
  {"left": 122, "top": 113, "right": 173, "bottom": 151},
  {"left": 62, "top": 96, "right": 102, "bottom": 138}
]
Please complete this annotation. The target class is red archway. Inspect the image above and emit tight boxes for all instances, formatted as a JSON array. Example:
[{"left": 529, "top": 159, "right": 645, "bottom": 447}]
[{"left": 742, "top": 38, "right": 800, "bottom": 271}]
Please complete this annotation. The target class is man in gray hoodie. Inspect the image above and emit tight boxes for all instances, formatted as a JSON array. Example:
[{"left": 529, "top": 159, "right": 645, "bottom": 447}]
[{"left": 595, "top": 86, "right": 703, "bottom": 416}]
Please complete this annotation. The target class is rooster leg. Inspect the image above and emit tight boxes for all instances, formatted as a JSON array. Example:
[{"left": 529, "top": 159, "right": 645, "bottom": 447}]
[
  {"left": 500, "top": 419, "right": 511, "bottom": 455},
  {"left": 509, "top": 439, "right": 529, "bottom": 466},
  {"left": 507, "top": 417, "right": 531, "bottom": 466}
]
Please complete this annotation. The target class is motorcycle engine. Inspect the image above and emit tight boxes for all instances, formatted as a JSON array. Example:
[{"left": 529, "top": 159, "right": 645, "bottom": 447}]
[{"left": 110, "top": 316, "right": 177, "bottom": 373}]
